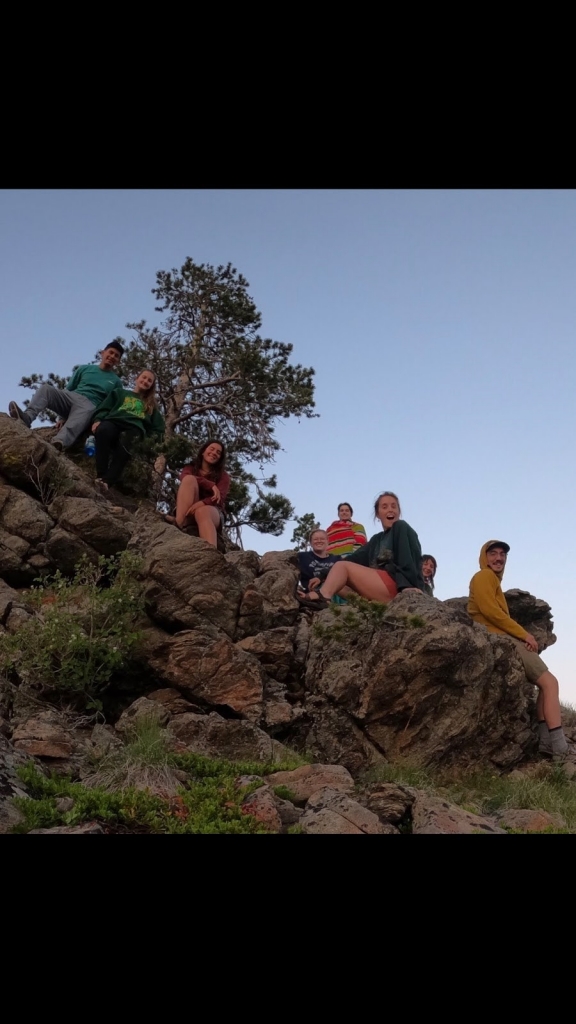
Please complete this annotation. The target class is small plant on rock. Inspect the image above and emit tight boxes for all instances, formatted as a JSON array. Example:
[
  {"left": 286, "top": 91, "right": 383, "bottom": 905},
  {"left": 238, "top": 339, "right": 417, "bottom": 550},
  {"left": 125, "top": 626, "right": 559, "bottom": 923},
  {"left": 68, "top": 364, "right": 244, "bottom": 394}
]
[{"left": 0, "top": 552, "right": 144, "bottom": 711}]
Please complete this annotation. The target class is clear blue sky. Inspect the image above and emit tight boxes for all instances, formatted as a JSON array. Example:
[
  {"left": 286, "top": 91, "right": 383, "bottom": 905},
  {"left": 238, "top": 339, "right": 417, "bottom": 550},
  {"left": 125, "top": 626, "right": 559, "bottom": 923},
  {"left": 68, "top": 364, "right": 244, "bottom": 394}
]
[{"left": 1, "top": 189, "right": 575, "bottom": 704}]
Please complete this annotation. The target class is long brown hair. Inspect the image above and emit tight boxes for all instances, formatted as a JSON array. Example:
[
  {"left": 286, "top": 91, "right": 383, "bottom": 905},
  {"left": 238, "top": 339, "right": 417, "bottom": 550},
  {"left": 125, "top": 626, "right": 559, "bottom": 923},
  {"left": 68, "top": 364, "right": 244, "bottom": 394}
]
[
  {"left": 192, "top": 439, "right": 227, "bottom": 482},
  {"left": 135, "top": 369, "right": 158, "bottom": 416}
]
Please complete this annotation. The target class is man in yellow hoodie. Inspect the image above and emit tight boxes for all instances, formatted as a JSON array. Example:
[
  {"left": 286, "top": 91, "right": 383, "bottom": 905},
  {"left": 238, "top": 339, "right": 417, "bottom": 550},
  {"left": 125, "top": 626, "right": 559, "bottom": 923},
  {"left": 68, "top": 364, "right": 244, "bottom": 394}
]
[{"left": 468, "top": 540, "right": 569, "bottom": 760}]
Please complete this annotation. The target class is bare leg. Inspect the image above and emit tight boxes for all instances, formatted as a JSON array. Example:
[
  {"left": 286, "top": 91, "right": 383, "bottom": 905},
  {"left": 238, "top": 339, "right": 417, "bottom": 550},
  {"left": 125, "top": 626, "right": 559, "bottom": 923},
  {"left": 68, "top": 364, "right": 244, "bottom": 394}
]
[
  {"left": 312, "top": 562, "right": 393, "bottom": 603},
  {"left": 175, "top": 476, "right": 200, "bottom": 527},
  {"left": 194, "top": 505, "right": 221, "bottom": 547},
  {"left": 536, "top": 690, "right": 545, "bottom": 721},
  {"left": 535, "top": 671, "right": 562, "bottom": 730}
]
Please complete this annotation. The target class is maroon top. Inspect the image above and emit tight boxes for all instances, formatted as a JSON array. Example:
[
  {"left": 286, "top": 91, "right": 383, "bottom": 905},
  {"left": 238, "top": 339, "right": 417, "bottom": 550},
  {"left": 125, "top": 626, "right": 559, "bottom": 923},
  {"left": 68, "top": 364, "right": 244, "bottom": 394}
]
[{"left": 179, "top": 465, "right": 231, "bottom": 510}]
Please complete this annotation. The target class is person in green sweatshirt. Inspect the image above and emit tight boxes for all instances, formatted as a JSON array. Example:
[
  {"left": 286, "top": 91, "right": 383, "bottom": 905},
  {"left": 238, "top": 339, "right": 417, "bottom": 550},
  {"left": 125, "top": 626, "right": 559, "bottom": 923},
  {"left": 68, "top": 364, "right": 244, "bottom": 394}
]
[
  {"left": 8, "top": 341, "right": 124, "bottom": 451},
  {"left": 468, "top": 540, "right": 570, "bottom": 761},
  {"left": 91, "top": 369, "right": 165, "bottom": 489},
  {"left": 297, "top": 491, "right": 426, "bottom": 608}
]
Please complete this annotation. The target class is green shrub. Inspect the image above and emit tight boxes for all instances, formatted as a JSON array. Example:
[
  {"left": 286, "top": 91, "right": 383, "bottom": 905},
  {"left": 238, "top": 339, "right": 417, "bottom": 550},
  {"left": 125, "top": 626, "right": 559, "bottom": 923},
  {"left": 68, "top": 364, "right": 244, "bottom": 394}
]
[{"left": 0, "top": 553, "right": 144, "bottom": 711}]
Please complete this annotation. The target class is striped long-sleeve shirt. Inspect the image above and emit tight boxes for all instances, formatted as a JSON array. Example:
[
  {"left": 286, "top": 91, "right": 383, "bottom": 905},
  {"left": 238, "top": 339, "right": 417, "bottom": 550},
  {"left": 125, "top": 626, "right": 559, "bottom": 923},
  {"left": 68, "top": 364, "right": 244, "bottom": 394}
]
[{"left": 326, "top": 519, "right": 368, "bottom": 557}]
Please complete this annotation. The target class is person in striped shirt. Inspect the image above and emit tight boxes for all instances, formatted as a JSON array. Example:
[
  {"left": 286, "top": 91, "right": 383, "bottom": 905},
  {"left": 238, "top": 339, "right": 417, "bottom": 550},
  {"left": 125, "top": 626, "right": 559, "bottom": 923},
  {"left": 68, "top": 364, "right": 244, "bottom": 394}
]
[{"left": 326, "top": 503, "right": 367, "bottom": 556}]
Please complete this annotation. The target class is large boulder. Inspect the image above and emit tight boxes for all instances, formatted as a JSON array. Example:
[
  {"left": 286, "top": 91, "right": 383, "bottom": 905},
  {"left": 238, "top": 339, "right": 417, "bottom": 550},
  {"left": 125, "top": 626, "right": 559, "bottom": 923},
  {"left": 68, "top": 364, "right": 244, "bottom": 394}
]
[
  {"left": 300, "top": 592, "right": 536, "bottom": 772},
  {"left": 144, "top": 628, "right": 266, "bottom": 721},
  {"left": 129, "top": 512, "right": 243, "bottom": 639},
  {"left": 236, "top": 552, "right": 300, "bottom": 639}
]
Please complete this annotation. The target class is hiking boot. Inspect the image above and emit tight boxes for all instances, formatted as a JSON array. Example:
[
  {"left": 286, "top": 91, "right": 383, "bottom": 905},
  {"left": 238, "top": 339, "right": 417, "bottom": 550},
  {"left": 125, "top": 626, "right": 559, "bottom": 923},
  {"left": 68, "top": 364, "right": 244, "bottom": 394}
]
[
  {"left": 8, "top": 401, "right": 31, "bottom": 427},
  {"left": 51, "top": 440, "right": 64, "bottom": 453}
]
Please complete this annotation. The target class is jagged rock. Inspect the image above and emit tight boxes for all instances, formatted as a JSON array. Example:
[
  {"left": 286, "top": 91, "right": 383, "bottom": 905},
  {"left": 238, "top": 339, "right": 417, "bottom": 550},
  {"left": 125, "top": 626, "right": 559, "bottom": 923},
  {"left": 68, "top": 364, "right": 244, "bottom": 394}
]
[
  {"left": 12, "top": 712, "right": 75, "bottom": 759},
  {"left": 241, "top": 785, "right": 282, "bottom": 831},
  {"left": 292, "top": 697, "right": 385, "bottom": 776},
  {"left": 300, "top": 787, "right": 398, "bottom": 834},
  {"left": 28, "top": 822, "right": 104, "bottom": 834},
  {"left": 266, "top": 763, "right": 355, "bottom": 805},
  {"left": 47, "top": 496, "right": 132, "bottom": 555},
  {"left": 302, "top": 592, "right": 535, "bottom": 771},
  {"left": 495, "top": 808, "right": 566, "bottom": 832},
  {"left": 0, "top": 580, "right": 33, "bottom": 632},
  {"left": 236, "top": 627, "right": 298, "bottom": 683},
  {"left": 224, "top": 550, "right": 261, "bottom": 590},
  {"left": 363, "top": 783, "right": 416, "bottom": 825},
  {"left": 0, "top": 734, "right": 32, "bottom": 833},
  {"left": 145, "top": 688, "right": 199, "bottom": 716},
  {"left": 236, "top": 563, "right": 300, "bottom": 639},
  {"left": 259, "top": 550, "right": 300, "bottom": 574},
  {"left": 0, "top": 480, "right": 54, "bottom": 544},
  {"left": 444, "top": 590, "right": 556, "bottom": 652},
  {"left": 168, "top": 711, "right": 292, "bottom": 763},
  {"left": 144, "top": 628, "right": 265, "bottom": 721},
  {"left": 411, "top": 793, "right": 506, "bottom": 834},
  {"left": 0, "top": 416, "right": 95, "bottom": 499},
  {"left": 129, "top": 512, "right": 243, "bottom": 638},
  {"left": 274, "top": 796, "right": 303, "bottom": 826},
  {"left": 90, "top": 724, "right": 123, "bottom": 756},
  {"left": 115, "top": 697, "right": 171, "bottom": 735},
  {"left": 43, "top": 527, "right": 98, "bottom": 572}
]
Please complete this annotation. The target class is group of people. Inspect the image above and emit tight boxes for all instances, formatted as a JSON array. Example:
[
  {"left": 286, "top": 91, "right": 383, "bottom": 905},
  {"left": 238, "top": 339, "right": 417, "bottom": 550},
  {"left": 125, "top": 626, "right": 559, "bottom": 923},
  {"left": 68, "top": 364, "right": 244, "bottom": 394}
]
[
  {"left": 8, "top": 344, "right": 230, "bottom": 546},
  {"left": 296, "top": 497, "right": 570, "bottom": 762},
  {"left": 7, "top": 347, "right": 571, "bottom": 762},
  {"left": 9, "top": 342, "right": 164, "bottom": 491}
]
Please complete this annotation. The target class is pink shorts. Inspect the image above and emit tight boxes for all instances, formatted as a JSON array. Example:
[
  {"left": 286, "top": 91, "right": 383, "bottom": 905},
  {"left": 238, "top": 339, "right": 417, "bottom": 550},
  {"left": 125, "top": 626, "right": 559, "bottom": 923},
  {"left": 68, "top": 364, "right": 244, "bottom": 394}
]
[{"left": 376, "top": 570, "right": 398, "bottom": 597}]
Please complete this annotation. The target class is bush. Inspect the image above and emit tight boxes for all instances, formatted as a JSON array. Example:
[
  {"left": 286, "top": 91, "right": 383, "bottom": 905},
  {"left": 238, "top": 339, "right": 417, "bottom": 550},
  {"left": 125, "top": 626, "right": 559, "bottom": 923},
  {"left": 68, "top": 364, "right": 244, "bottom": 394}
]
[{"left": 0, "top": 553, "right": 144, "bottom": 711}]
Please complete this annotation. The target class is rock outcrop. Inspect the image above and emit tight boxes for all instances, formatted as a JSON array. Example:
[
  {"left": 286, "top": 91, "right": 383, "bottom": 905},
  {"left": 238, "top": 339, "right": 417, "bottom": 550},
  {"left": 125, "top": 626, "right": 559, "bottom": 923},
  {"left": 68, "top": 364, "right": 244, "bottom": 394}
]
[{"left": 0, "top": 414, "right": 573, "bottom": 834}]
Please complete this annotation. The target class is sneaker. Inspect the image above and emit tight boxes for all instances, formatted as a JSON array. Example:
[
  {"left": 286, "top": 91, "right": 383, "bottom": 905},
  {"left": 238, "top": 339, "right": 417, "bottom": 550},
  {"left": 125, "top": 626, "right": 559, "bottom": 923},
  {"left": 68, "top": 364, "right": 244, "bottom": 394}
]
[
  {"left": 8, "top": 401, "right": 31, "bottom": 427},
  {"left": 51, "top": 440, "right": 64, "bottom": 453}
]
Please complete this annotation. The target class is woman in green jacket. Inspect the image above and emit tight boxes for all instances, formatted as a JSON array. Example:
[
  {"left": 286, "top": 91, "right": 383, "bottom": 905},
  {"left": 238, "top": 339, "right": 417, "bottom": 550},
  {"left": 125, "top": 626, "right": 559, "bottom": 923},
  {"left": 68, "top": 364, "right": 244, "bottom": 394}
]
[
  {"left": 297, "top": 491, "right": 426, "bottom": 609},
  {"left": 92, "top": 369, "right": 165, "bottom": 490}
]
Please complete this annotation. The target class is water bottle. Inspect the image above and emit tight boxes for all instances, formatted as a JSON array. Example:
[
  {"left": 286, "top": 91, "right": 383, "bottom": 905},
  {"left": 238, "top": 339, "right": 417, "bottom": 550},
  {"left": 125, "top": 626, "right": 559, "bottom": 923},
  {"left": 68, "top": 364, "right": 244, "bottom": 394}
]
[{"left": 84, "top": 434, "right": 96, "bottom": 457}]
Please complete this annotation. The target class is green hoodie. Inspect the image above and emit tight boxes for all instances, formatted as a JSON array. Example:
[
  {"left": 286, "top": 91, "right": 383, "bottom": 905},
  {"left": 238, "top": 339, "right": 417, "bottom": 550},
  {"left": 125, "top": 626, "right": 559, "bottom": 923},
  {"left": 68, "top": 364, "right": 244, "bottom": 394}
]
[
  {"left": 345, "top": 519, "right": 426, "bottom": 592},
  {"left": 93, "top": 389, "right": 165, "bottom": 438},
  {"left": 467, "top": 540, "right": 527, "bottom": 640}
]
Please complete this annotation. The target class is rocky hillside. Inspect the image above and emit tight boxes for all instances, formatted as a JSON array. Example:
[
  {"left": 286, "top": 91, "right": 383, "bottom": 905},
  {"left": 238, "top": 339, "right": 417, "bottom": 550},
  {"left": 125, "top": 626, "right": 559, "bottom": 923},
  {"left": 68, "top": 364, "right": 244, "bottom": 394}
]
[{"left": 1, "top": 414, "right": 574, "bottom": 834}]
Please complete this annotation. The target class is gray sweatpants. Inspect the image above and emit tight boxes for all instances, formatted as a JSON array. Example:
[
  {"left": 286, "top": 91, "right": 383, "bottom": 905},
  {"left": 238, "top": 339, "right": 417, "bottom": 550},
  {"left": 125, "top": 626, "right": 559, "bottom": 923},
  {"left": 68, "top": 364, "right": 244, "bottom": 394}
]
[{"left": 27, "top": 384, "right": 96, "bottom": 449}]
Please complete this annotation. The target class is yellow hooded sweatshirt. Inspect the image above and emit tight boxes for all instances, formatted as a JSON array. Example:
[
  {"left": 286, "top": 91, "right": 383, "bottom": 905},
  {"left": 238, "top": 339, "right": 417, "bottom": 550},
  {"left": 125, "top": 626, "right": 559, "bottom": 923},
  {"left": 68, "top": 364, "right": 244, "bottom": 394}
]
[{"left": 467, "top": 540, "right": 527, "bottom": 640}]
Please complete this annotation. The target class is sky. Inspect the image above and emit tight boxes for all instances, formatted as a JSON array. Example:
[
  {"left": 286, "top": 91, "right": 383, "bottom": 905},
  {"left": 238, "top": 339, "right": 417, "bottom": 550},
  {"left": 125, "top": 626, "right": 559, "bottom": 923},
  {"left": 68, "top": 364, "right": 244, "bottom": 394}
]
[{"left": 1, "top": 188, "right": 575, "bottom": 704}]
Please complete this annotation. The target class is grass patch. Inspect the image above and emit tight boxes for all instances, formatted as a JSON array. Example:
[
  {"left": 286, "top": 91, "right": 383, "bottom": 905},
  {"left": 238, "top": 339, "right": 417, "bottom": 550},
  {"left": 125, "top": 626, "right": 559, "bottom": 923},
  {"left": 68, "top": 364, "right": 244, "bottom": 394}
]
[
  {"left": 362, "top": 760, "right": 576, "bottom": 832},
  {"left": 12, "top": 721, "right": 311, "bottom": 835}
]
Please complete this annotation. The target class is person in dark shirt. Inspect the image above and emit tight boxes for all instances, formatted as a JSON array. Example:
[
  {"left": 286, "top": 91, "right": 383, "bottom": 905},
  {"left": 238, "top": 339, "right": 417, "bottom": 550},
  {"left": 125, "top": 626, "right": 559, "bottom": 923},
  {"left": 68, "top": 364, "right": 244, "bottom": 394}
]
[
  {"left": 297, "top": 529, "right": 341, "bottom": 594},
  {"left": 421, "top": 555, "right": 437, "bottom": 596}
]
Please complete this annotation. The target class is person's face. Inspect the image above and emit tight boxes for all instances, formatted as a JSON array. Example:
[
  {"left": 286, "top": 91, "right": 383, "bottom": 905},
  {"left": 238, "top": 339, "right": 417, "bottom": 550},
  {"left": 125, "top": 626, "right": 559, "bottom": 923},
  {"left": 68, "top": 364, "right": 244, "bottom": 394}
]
[
  {"left": 377, "top": 495, "right": 400, "bottom": 528},
  {"left": 311, "top": 531, "right": 329, "bottom": 556},
  {"left": 422, "top": 558, "right": 435, "bottom": 579},
  {"left": 100, "top": 347, "right": 121, "bottom": 370},
  {"left": 486, "top": 546, "right": 507, "bottom": 573},
  {"left": 135, "top": 370, "right": 155, "bottom": 392},
  {"left": 338, "top": 504, "right": 352, "bottom": 521},
  {"left": 203, "top": 442, "right": 223, "bottom": 466}
]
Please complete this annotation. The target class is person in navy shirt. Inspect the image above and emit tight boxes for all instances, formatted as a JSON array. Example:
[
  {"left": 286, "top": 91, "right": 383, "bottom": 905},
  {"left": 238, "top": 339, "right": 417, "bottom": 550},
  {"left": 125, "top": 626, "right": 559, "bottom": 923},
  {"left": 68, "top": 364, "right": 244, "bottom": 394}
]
[{"left": 297, "top": 529, "right": 341, "bottom": 594}]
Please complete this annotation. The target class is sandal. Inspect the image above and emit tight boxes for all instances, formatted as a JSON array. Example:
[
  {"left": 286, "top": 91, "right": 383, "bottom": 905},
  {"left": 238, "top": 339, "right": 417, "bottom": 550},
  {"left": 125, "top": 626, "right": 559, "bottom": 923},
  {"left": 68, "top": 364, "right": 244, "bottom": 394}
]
[{"left": 297, "top": 590, "right": 330, "bottom": 611}]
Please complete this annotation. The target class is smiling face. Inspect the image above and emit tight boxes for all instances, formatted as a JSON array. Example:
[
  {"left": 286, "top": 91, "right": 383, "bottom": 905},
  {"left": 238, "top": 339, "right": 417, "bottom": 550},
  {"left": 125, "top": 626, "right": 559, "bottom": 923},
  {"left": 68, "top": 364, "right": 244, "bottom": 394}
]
[
  {"left": 310, "top": 530, "right": 329, "bottom": 556},
  {"left": 100, "top": 346, "right": 122, "bottom": 371},
  {"left": 377, "top": 494, "right": 400, "bottom": 529},
  {"left": 202, "top": 442, "right": 223, "bottom": 468},
  {"left": 135, "top": 370, "right": 155, "bottom": 393},
  {"left": 485, "top": 546, "right": 507, "bottom": 573},
  {"left": 422, "top": 558, "right": 436, "bottom": 580},
  {"left": 338, "top": 504, "right": 352, "bottom": 521}
]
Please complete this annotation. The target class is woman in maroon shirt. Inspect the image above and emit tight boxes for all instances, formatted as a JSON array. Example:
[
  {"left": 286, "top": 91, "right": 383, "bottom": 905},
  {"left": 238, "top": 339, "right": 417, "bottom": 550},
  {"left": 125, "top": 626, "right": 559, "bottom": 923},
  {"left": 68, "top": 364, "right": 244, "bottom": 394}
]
[{"left": 169, "top": 439, "right": 230, "bottom": 547}]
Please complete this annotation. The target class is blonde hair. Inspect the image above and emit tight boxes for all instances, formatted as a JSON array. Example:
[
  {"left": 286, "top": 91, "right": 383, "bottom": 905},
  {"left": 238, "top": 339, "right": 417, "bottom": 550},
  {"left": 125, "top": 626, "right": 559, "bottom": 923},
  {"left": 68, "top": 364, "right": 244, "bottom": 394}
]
[{"left": 135, "top": 369, "right": 157, "bottom": 416}]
